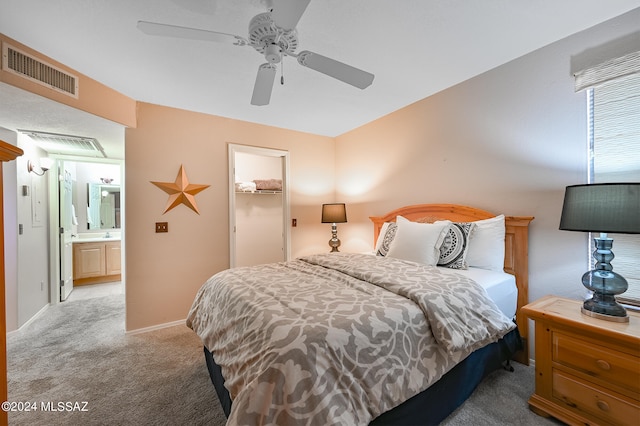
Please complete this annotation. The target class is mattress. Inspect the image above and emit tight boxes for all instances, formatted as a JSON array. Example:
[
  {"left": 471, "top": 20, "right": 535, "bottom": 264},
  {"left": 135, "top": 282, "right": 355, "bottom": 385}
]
[
  {"left": 363, "top": 252, "right": 518, "bottom": 320},
  {"left": 438, "top": 266, "right": 518, "bottom": 319}
]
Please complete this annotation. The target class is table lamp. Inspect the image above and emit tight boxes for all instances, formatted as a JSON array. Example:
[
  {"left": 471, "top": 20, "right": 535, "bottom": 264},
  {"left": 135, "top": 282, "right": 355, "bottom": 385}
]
[
  {"left": 321, "top": 203, "right": 347, "bottom": 252},
  {"left": 559, "top": 183, "right": 640, "bottom": 322}
]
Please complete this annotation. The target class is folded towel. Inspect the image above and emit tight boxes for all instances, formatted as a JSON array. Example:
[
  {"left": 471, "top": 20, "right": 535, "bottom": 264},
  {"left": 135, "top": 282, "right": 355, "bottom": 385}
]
[
  {"left": 253, "top": 179, "right": 282, "bottom": 191},
  {"left": 235, "top": 181, "right": 257, "bottom": 192}
]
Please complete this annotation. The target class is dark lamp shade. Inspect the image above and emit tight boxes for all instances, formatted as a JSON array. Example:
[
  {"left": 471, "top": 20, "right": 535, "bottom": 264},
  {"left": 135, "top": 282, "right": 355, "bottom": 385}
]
[
  {"left": 559, "top": 183, "right": 640, "bottom": 234},
  {"left": 321, "top": 203, "right": 347, "bottom": 223}
]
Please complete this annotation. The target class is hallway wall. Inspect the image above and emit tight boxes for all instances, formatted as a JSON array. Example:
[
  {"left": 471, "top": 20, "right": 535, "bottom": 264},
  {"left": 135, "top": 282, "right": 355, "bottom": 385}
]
[
  {"left": 1, "top": 127, "right": 19, "bottom": 332},
  {"left": 1, "top": 129, "right": 50, "bottom": 331}
]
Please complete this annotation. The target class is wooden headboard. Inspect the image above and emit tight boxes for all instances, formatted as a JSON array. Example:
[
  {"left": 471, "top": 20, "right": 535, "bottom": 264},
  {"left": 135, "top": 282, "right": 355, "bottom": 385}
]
[{"left": 370, "top": 204, "right": 534, "bottom": 364}]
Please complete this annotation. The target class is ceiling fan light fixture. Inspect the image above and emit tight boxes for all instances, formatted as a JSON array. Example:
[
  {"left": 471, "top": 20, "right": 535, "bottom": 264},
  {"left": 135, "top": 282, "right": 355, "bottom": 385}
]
[{"left": 265, "top": 43, "right": 282, "bottom": 63}]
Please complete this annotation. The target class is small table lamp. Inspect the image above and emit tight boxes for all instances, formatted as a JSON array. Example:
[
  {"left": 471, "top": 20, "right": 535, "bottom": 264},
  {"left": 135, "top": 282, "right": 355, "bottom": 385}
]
[
  {"left": 321, "top": 203, "right": 347, "bottom": 252},
  {"left": 559, "top": 183, "right": 640, "bottom": 322}
]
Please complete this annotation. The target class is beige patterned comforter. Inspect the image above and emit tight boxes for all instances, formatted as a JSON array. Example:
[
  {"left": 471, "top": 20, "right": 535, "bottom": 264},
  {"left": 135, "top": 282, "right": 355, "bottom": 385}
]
[{"left": 187, "top": 253, "right": 515, "bottom": 426}]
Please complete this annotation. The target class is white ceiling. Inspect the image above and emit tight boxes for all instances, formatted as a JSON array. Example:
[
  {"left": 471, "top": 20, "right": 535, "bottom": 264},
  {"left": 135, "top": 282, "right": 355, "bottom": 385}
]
[{"left": 1, "top": 0, "right": 639, "bottom": 160}]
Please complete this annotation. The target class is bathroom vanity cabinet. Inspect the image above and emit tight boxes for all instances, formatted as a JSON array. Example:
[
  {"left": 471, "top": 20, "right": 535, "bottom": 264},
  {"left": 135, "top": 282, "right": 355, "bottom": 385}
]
[{"left": 73, "top": 240, "right": 121, "bottom": 285}]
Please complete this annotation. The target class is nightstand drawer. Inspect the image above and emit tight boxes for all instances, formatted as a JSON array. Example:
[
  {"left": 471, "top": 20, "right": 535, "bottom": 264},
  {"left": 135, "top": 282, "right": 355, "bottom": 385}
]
[
  {"left": 553, "top": 370, "right": 640, "bottom": 426},
  {"left": 553, "top": 331, "right": 640, "bottom": 394}
]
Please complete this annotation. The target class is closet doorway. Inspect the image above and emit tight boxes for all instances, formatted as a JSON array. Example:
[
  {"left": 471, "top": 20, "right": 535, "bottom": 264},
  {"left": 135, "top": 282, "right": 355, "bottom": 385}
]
[{"left": 228, "top": 144, "right": 290, "bottom": 268}]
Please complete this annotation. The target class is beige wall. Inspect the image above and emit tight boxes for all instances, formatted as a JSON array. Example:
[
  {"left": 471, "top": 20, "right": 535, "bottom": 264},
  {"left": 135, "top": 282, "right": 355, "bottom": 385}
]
[
  {"left": 335, "top": 8, "right": 640, "bottom": 310},
  {"left": 124, "top": 103, "right": 335, "bottom": 330}
]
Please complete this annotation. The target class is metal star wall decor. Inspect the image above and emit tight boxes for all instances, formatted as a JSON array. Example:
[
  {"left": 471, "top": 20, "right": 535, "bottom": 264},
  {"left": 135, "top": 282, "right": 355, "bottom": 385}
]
[{"left": 151, "top": 165, "right": 210, "bottom": 214}]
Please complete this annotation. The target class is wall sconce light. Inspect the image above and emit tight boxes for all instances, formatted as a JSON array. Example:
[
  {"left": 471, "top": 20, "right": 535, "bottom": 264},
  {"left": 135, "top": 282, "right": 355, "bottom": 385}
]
[
  {"left": 27, "top": 158, "right": 54, "bottom": 176},
  {"left": 321, "top": 203, "right": 347, "bottom": 252}
]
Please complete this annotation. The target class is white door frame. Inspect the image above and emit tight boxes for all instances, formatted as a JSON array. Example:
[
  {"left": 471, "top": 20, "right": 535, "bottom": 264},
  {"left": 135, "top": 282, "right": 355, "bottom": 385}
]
[{"left": 228, "top": 143, "right": 290, "bottom": 268}]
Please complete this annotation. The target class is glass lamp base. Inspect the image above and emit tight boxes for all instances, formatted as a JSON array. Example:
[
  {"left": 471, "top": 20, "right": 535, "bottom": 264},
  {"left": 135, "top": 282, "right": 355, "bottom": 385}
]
[
  {"left": 580, "top": 236, "right": 629, "bottom": 323},
  {"left": 581, "top": 305, "right": 629, "bottom": 323}
]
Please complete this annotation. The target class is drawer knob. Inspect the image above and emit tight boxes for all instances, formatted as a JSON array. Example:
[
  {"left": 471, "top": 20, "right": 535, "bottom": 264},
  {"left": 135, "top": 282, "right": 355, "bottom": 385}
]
[
  {"left": 595, "top": 359, "right": 611, "bottom": 371},
  {"left": 597, "top": 400, "right": 610, "bottom": 412}
]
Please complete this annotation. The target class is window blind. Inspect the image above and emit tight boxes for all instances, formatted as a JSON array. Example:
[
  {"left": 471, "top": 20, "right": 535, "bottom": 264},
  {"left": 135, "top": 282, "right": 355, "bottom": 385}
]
[
  {"left": 575, "top": 51, "right": 640, "bottom": 92},
  {"left": 585, "top": 62, "right": 640, "bottom": 305}
]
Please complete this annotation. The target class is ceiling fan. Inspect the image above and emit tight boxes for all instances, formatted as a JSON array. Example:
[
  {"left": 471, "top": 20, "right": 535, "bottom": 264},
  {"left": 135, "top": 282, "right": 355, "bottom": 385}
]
[{"left": 137, "top": 0, "right": 374, "bottom": 106}]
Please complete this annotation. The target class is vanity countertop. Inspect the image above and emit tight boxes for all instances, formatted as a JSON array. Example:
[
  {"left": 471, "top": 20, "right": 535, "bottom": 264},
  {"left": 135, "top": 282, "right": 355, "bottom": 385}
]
[{"left": 71, "top": 233, "right": 121, "bottom": 243}]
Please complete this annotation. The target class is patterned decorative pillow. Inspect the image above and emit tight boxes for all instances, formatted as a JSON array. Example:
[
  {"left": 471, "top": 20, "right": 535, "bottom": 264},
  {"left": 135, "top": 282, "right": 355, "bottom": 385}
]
[
  {"left": 376, "top": 222, "right": 397, "bottom": 256},
  {"left": 437, "top": 222, "right": 476, "bottom": 269}
]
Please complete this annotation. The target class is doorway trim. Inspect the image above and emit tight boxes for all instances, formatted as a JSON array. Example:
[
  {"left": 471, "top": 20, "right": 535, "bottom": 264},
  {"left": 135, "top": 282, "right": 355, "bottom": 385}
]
[{"left": 228, "top": 143, "right": 290, "bottom": 268}]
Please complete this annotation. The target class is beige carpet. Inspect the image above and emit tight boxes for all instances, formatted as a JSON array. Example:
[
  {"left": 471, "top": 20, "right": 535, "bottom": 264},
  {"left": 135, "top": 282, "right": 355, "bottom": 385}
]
[{"left": 7, "top": 293, "right": 559, "bottom": 425}]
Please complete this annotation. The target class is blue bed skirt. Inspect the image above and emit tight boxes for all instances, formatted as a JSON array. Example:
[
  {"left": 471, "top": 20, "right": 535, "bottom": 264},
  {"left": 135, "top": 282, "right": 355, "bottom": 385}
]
[{"left": 203, "top": 328, "right": 522, "bottom": 425}]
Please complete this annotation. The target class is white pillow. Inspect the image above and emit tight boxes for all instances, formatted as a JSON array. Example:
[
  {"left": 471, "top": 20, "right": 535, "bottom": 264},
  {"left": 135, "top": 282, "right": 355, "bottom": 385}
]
[
  {"left": 465, "top": 214, "right": 505, "bottom": 271},
  {"left": 386, "top": 216, "right": 450, "bottom": 266}
]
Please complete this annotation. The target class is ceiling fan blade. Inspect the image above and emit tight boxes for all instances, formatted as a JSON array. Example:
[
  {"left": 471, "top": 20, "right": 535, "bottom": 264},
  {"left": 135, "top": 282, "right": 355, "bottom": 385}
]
[
  {"left": 270, "top": 0, "right": 311, "bottom": 30},
  {"left": 137, "top": 21, "right": 248, "bottom": 46},
  {"left": 296, "top": 51, "right": 374, "bottom": 89},
  {"left": 251, "top": 63, "right": 277, "bottom": 106}
]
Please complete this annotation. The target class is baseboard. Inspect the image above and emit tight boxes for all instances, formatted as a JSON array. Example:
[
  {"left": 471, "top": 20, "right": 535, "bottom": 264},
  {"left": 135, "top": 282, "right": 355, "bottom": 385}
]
[
  {"left": 7, "top": 303, "right": 50, "bottom": 337},
  {"left": 125, "top": 319, "right": 187, "bottom": 335}
]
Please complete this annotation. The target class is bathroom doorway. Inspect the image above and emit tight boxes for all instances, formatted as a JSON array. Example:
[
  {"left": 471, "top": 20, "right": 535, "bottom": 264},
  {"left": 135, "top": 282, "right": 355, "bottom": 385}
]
[{"left": 50, "top": 159, "right": 124, "bottom": 303}]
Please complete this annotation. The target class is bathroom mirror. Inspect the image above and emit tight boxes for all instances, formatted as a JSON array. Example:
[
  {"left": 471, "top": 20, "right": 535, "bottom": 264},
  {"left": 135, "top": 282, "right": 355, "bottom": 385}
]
[{"left": 87, "top": 183, "right": 121, "bottom": 229}]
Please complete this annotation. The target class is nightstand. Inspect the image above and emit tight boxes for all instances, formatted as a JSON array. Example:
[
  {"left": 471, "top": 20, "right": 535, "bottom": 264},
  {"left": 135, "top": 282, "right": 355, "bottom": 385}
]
[{"left": 522, "top": 295, "right": 640, "bottom": 426}]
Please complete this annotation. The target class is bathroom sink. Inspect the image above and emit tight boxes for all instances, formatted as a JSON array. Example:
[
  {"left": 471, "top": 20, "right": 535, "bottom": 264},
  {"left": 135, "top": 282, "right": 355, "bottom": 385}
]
[{"left": 72, "top": 232, "right": 121, "bottom": 242}]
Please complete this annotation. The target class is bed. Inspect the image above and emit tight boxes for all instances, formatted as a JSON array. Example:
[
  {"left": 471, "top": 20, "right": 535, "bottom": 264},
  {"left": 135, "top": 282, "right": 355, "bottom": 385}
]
[{"left": 187, "top": 204, "right": 533, "bottom": 425}]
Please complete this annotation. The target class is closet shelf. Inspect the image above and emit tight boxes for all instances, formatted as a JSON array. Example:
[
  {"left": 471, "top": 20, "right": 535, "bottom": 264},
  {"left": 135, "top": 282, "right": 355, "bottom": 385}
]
[{"left": 236, "top": 190, "right": 282, "bottom": 194}]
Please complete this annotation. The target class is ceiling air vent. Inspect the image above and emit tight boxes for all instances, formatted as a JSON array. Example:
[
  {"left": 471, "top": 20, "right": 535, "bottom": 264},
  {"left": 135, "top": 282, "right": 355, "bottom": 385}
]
[
  {"left": 2, "top": 42, "right": 79, "bottom": 98},
  {"left": 19, "top": 130, "right": 107, "bottom": 158}
]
